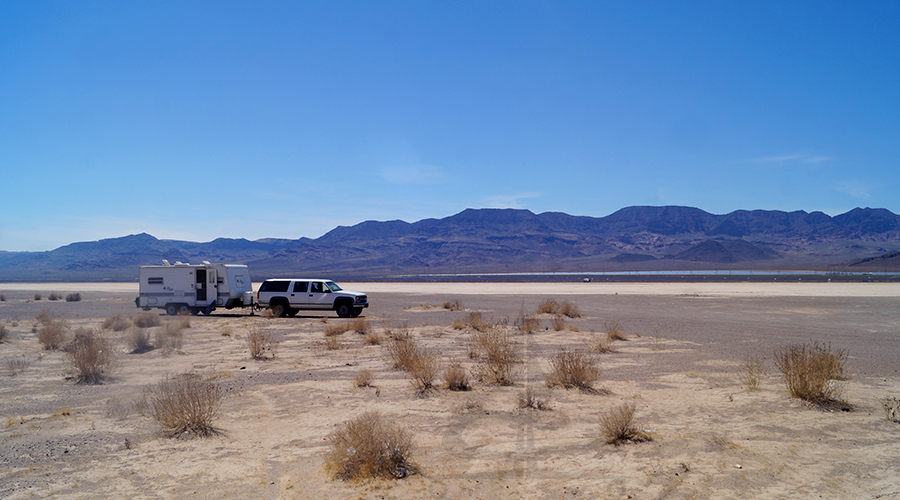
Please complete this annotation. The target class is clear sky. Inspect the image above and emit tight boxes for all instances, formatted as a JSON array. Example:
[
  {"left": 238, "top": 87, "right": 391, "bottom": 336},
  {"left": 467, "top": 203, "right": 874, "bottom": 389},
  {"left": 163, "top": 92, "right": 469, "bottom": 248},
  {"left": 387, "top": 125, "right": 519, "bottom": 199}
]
[{"left": 1, "top": 1, "right": 898, "bottom": 251}]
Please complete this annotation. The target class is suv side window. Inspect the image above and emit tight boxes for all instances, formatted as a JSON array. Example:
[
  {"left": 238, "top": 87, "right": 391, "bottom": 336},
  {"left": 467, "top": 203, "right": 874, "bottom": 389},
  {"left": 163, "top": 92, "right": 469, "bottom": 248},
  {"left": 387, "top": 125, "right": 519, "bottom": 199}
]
[
  {"left": 310, "top": 281, "right": 325, "bottom": 293},
  {"left": 292, "top": 281, "right": 309, "bottom": 293},
  {"left": 261, "top": 280, "right": 290, "bottom": 293}
]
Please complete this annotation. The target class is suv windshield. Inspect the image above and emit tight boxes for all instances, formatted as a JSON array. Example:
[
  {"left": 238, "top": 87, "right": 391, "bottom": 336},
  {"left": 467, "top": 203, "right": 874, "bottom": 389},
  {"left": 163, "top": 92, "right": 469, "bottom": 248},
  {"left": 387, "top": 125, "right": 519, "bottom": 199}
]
[{"left": 325, "top": 281, "right": 342, "bottom": 292}]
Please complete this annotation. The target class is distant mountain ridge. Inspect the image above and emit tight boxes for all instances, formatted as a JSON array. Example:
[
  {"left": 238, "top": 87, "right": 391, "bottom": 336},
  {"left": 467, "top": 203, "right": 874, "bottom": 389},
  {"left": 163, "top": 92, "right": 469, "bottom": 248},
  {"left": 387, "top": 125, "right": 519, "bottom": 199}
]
[{"left": 1, "top": 206, "right": 899, "bottom": 280}]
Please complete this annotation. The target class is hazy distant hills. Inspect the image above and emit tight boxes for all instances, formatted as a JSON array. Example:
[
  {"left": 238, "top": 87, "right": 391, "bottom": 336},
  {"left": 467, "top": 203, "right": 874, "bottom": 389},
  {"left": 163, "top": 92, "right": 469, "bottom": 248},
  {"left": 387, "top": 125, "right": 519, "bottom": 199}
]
[{"left": 2, "top": 206, "right": 900, "bottom": 280}]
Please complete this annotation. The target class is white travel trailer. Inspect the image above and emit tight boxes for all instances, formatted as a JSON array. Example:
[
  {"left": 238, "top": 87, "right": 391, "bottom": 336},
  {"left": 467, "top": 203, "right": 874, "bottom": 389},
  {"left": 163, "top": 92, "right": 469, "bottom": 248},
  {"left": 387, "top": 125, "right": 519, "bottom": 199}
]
[{"left": 135, "top": 261, "right": 254, "bottom": 315}]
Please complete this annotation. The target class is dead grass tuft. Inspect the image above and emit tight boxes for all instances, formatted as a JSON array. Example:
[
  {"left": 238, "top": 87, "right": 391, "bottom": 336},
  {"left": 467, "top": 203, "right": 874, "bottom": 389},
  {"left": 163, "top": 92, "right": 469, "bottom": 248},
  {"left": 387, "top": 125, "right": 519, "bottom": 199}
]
[
  {"left": 6, "top": 356, "right": 31, "bottom": 376},
  {"left": 882, "top": 396, "right": 900, "bottom": 423},
  {"left": 247, "top": 326, "right": 278, "bottom": 360},
  {"left": 546, "top": 349, "right": 601, "bottom": 390},
  {"left": 38, "top": 320, "right": 69, "bottom": 350},
  {"left": 0, "top": 324, "right": 9, "bottom": 343},
  {"left": 155, "top": 320, "right": 184, "bottom": 353},
  {"left": 519, "top": 316, "right": 540, "bottom": 334},
  {"left": 48, "top": 292, "right": 63, "bottom": 301},
  {"left": 324, "top": 323, "right": 351, "bottom": 336},
  {"left": 133, "top": 311, "right": 162, "bottom": 328},
  {"left": 606, "top": 323, "right": 628, "bottom": 341},
  {"left": 775, "top": 342, "right": 851, "bottom": 409},
  {"left": 443, "top": 361, "right": 470, "bottom": 391},
  {"left": 324, "top": 411, "right": 416, "bottom": 481},
  {"left": 67, "top": 328, "right": 113, "bottom": 384},
  {"left": 469, "top": 326, "right": 520, "bottom": 385},
  {"left": 349, "top": 317, "right": 372, "bottom": 334},
  {"left": 551, "top": 317, "right": 567, "bottom": 331},
  {"left": 145, "top": 372, "right": 223, "bottom": 438},
  {"left": 464, "top": 312, "right": 492, "bottom": 332},
  {"left": 590, "top": 334, "right": 615, "bottom": 353},
  {"left": 442, "top": 300, "right": 462, "bottom": 311},
  {"left": 361, "top": 331, "right": 383, "bottom": 345},
  {"left": 125, "top": 326, "right": 154, "bottom": 354},
  {"left": 102, "top": 315, "right": 131, "bottom": 332},
  {"left": 741, "top": 356, "right": 765, "bottom": 391},
  {"left": 354, "top": 369, "right": 374, "bottom": 388},
  {"left": 34, "top": 310, "right": 53, "bottom": 327},
  {"left": 518, "top": 387, "right": 551, "bottom": 410},
  {"left": 385, "top": 335, "right": 440, "bottom": 391},
  {"left": 599, "top": 402, "right": 652, "bottom": 446},
  {"left": 324, "top": 335, "right": 343, "bottom": 350}
]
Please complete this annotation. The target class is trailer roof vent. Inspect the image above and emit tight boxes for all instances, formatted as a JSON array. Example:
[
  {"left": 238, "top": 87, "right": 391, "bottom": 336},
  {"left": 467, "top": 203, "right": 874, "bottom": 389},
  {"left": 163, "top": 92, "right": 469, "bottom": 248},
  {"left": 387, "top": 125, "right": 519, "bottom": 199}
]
[
  {"left": 162, "top": 260, "right": 170, "bottom": 266},
  {"left": 202, "top": 261, "right": 211, "bottom": 265}
]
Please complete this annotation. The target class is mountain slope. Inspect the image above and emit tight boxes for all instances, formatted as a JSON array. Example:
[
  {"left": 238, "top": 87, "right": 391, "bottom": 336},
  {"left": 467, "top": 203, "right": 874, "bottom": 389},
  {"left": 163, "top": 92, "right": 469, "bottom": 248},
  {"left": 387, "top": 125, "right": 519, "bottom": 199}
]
[{"left": 1, "top": 206, "right": 899, "bottom": 280}]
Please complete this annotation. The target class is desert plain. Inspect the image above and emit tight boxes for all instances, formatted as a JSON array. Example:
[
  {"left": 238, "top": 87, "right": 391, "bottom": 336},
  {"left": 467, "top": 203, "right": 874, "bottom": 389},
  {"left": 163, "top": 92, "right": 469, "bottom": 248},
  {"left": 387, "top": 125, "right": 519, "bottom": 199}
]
[{"left": 1, "top": 281, "right": 898, "bottom": 499}]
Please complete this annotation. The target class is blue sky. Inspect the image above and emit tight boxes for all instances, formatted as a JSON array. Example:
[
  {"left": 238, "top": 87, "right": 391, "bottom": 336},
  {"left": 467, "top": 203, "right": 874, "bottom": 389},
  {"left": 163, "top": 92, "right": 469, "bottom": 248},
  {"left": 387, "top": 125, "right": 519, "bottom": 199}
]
[{"left": 1, "top": 1, "right": 898, "bottom": 251}]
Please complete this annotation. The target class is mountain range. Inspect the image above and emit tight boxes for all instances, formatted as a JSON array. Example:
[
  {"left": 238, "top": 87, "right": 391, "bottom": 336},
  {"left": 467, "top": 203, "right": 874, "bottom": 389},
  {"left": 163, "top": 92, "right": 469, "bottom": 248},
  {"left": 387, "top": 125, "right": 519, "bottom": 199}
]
[{"left": 2, "top": 206, "right": 899, "bottom": 280}]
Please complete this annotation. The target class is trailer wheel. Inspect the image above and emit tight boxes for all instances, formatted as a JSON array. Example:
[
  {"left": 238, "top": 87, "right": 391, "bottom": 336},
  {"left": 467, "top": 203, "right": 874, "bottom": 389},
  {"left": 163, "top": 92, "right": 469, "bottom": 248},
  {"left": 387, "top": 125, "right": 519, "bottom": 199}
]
[
  {"left": 166, "top": 304, "right": 178, "bottom": 316},
  {"left": 178, "top": 304, "right": 190, "bottom": 315}
]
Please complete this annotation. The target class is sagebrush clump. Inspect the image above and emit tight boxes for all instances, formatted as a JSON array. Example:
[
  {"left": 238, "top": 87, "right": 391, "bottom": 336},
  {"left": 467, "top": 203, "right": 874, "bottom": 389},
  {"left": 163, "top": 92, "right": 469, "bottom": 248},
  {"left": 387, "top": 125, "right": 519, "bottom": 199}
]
[
  {"left": 599, "top": 402, "right": 652, "bottom": 446},
  {"left": 67, "top": 328, "right": 113, "bottom": 384},
  {"left": 248, "top": 326, "right": 278, "bottom": 360},
  {"left": 324, "top": 411, "right": 416, "bottom": 481},
  {"left": 38, "top": 320, "right": 69, "bottom": 350},
  {"left": 468, "top": 326, "right": 520, "bottom": 385},
  {"left": 133, "top": 311, "right": 162, "bottom": 329},
  {"left": 546, "top": 349, "right": 600, "bottom": 390},
  {"left": 102, "top": 315, "right": 131, "bottom": 332},
  {"left": 145, "top": 372, "right": 223, "bottom": 438},
  {"left": 775, "top": 342, "right": 849, "bottom": 408}
]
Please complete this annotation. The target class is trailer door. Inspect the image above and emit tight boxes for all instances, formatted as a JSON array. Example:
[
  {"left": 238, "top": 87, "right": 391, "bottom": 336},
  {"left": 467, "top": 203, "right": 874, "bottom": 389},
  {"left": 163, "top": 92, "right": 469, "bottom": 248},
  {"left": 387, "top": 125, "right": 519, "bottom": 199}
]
[
  {"left": 208, "top": 269, "right": 218, "bottom": 305},
  {"left": 196, "top": 268, "right": 207, "bottom": 302}
]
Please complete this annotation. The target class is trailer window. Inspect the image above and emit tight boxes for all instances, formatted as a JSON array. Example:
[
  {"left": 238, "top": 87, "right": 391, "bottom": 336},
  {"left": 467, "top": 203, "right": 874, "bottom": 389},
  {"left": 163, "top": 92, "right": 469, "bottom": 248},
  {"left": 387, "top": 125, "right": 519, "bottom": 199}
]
[{"left": 148, "top": 277, "right": 163, "bottom": 285}]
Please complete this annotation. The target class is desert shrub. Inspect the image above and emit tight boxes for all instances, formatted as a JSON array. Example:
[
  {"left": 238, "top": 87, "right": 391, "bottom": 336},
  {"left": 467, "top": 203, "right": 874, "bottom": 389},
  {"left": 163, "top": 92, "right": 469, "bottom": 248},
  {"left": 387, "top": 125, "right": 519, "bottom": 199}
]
[
  {"left": 469, "top": 326, "right": 520, "bottom": 385},
  {"left": 519, "top": 316, "right": 540, "bottom": 334},
  {"left": 102, "top": 315, "right": 131, "bottom": 332},
  {"left": 38, "top": 320, "right": 69, "bottom": 350},
  {"left": 450, "top": 318, "right": 467, "bottom": 330},
  {"left": 559, "top": 301, "right": 581, "bottom": 318},
  {"left": 155, "top": 320, "right": 184, "bottom": 353},
  {"left": 591, "top": 334, "right": 615, "bottom": 353},
  {"left": 442, "top": 300, "right": 462, "bottom": 311},
  {"left": 775, "top": 342, "right": 849, "bottom": 406},
  {"left": 443, "top": 361, "right": 470, "bottom": 391},
  {"left": 133, "top": 311, "right": 162, "bottom": 328},
  {"left": 882, "top": 396, "right": 900, "bottom": 423},
  {"left": 126, "top": 326, "right": 154, "bottom": 354},
  {"left": 551, "top": 317, "right": 566, "bottom": 331},
  {"left": 0, "top": 294, "right": 5, "bottom": 301},
  {"left": 34, "top": 310, "right": 53, "bottom": 327},
  {"left": 464, "top": 312, "right": 491, "bottom": 332},
  {"left": 67, "top": 329, "right": 113, "bottom": 384},
  {"left": 354, "top": 369, "right": 374, "bottom": 388},
  {"left": 324, "top": 335, "right": 344, "bottom": 350},
  {"left": 176, "top": 314, "right": 191, "bottom": 328},
  {"left": 324, "top": 411, "right": 416, "bottom": 481},
  {"left": 145, "top": 372, "right": 223, "bottom": 438},
  {"left": 546, "top": 349, "right": 600, "bottom": 390},
  {"left": 324, "top": 322, "right": 351, "bottom": 336},
  {"left": 48, "top": 292, "right": 63, "bottom": 301},
  {"left": 599, "top": 403, "right": 651, "bottom": 445},
  {"left": 65, "top": 293, "right": 81, "bottom": 302},
  {"left": 33, "top": 293, "right": 42, "bottom": 301},
  {"left": 741, "top": 357, "right": 765, "bottom": 391},
  {"left": 518, "top": 387, "right": 551, "bottom": 410},
  {"left": 385, "top": 335, "right": 439, "bottom": 391},
  {"left": 6, "top": 356, "right": 31, "bottom": 376},
  {"left": 248, "top": 326, "right": 278, "bottom": 360},
  {"left": 349, "top": 317, "right": 372, "bottom": 335},
  {"left": 606, "top": 323, "right": 628, "bottom": 341},
  {"left": 362, "top": 331, "right": 383, "bottom": 346},
  {"left": 0, "top": 324, "right": 9, "bottom": 343},
  {"left": 536, "top": 299, "right": 559, "bottom": 315}
]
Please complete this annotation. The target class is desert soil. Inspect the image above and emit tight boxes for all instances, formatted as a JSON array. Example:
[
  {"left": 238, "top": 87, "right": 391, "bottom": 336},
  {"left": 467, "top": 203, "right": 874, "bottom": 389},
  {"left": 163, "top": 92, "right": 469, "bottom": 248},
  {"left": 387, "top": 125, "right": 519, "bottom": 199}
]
[{"left": 1, "top": 282, "right": 898, "bottom": 499}]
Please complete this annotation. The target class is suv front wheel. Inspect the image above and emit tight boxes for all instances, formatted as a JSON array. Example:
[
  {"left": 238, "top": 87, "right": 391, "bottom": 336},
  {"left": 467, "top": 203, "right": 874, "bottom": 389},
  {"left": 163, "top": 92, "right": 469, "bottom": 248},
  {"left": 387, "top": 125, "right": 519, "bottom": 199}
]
[{"left": 335, "top": 302, "right": 353, "bottom": 318}]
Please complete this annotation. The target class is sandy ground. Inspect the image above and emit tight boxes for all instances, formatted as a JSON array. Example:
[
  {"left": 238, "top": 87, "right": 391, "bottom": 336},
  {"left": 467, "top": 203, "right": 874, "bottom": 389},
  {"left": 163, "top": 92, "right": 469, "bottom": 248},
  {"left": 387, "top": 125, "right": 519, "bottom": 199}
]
[{"left": 1, "top": 283, "right": 898, "bottom": 499}]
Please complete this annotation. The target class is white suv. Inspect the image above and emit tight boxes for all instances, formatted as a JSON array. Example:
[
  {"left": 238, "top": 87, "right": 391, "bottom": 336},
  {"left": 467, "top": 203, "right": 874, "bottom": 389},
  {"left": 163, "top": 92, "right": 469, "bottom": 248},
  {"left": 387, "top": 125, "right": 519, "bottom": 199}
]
[{"left": 256, "top": 279, "right": 368, "bottom": 318}]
